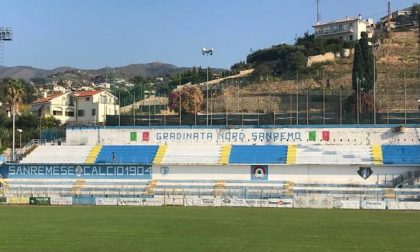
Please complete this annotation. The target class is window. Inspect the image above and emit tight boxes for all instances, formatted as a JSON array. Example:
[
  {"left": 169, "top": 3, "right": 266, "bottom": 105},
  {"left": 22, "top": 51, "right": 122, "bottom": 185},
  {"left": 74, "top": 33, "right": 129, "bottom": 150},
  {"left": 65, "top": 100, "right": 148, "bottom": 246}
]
[
  {"left": 77, "top": 110, "right": 84, "bottom": 117},
  {"left": 85, "top": 97, "right": 90, "bottom": 101},
  {"left": 52, "top": 110, "right": 63, "bottom": 116},
  {"left": 349, "top": 35, "right": 353, "bottom": 41},
  {"left": 65, "top": 111, "right": 74, "bottom": 117},
  {"left": 92, "top": 109, "right": 96, "bottom": 116}
]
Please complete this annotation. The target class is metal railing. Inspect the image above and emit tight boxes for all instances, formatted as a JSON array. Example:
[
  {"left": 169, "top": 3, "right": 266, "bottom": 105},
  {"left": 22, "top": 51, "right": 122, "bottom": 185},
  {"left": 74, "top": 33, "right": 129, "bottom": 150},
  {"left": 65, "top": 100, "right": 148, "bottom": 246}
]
[{"left": 12, "top": 139, "right": 46, "bottom": 163}]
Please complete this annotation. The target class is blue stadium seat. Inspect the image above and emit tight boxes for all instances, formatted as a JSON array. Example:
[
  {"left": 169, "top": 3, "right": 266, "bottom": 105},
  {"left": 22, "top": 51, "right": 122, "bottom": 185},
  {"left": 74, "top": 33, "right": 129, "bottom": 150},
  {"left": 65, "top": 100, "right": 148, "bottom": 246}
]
[
  {"left": 229, "top": 145, "right": 287, "bottom": 164},
  {"left": 95, "top": 145, "right": 159, "bottom": 164},
  {"left": 382, "top": 145, "right": 420, "bottom": 165}
]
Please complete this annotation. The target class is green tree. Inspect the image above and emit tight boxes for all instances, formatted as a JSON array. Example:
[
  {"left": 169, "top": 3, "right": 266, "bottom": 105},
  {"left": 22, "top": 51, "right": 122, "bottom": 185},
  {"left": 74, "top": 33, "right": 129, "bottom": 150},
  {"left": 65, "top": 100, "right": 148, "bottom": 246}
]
[
  {"left": 352, "top": 32, "right": 375, "bottom": 92},
  {"left": 5, "top": 79, "right": 26, "bottom": 114}
]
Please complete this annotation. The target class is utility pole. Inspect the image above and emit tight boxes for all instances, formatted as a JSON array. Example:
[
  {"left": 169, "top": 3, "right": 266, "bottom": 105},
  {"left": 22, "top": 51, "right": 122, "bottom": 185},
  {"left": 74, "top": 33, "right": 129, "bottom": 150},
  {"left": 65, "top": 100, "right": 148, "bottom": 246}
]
[
  {"left": 296, "top": 71, "right": 299, "bottom": 125},
  {"left": 316, "top": 0, "right": 321, "bottom": 24},
  {"left": 202, "top": 48, "right": 214, "bottom": 127},
  {"left": 387, "top": 1, "right": 392, "bottom": 38},
  {"left": 373, "top": 53, "right": 376, "bottom": 124}
]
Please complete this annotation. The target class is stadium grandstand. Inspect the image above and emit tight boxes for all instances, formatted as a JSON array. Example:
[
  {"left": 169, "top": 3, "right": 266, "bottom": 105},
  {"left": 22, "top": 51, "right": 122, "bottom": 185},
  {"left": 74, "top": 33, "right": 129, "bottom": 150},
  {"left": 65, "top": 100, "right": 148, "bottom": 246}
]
[{"left": 0, "top": 125, "right": 419, "bottom": 209}]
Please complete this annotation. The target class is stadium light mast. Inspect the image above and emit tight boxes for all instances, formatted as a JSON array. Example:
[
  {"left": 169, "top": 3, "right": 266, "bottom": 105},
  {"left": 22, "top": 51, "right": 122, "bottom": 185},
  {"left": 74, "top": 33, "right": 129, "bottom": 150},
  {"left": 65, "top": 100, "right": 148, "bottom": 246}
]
[
  {"left": 1, "top": 27, "right": 14, "bottom": 160},
  {"left": 0, "top": 27, "right": 12, "bottom": 64},
  {"left": 202, "top": 47, "right": 214, "bottom": 127}
]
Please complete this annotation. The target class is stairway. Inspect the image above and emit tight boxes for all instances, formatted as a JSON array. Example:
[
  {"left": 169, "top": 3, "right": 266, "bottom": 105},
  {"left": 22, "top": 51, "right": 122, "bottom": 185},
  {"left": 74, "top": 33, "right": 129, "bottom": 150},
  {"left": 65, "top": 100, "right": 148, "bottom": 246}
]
[
  {"left": 0, "top": 178, "right": 9, "bottom": 195},
  {"left": 371, "top": 145, "right": 383, "bottom": 165},
  {"left": 218, "top": 145, "right": 231, "bottom": 165},
  {"left": 384, "top": 188, "right": 396, "bottom": 200},
  {"left": 70, "top": 179, "right": 86, "bottom": 195},
  {"left": 145, "top": 179, "right": 158, "bottom": 195},
  {"left": 85, "top": 145, "right": 102, "bottom": 164},
  {"left": 287, "top": 145, "right": 297, "bottom": 164},
  {"left": 284, "top": 181, "right": 295, "bottom": 196},
  {"left": 153, "top": 145, "right": 168, "bottom": 165},
  {"left": 214, "top": 180, "right": 225, "bottom": 197}
]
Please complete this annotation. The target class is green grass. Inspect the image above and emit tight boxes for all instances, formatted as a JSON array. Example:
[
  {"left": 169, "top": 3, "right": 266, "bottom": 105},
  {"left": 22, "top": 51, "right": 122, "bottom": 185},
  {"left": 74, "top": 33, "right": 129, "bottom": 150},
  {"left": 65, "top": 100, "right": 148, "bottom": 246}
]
[{"left": 0, "top": 207, "right": 420, "bottom": 252}]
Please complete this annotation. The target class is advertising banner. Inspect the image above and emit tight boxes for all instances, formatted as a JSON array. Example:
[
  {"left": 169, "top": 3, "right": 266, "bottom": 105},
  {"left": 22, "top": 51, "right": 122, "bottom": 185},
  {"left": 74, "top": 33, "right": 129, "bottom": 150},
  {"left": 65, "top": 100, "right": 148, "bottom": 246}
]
[
  {"left": 333, "top": 200, "right": 361, "bottom": 209},
  {"left": 294, "top": 196, "right": 333, "bottom": 209},
  {"left": 185, "top": 197, "right": 217, "bottom": 207},
  {"left": 267, "top": 198, "right": 293, "bottom": 208},
  {"left": 29, "top": 197, "right": 51, "bottom": 205},
  {"left": 143, "top": 198, "right": 164, "bottom": 206},
  {"left": 50, "top": 197, "right": 73, "bottom": 205},
  {"left": 3, "top": 164, "right": 152, "bottom": 179},
  {"left": 95, "top": 197, "right": 118, "bottom": 206},
  {"left": 73, "top": 196, "right": 95, "bottom": 205},
  {"left": 7, "top": 197, "right": 29, "bottom": 205},
  {"left": 361, "top": 200, "right": 386, "bottom": 210},
  {"left": 117, "top": 198, "right": 143, "bottom": 206},
  {"left": 387, "top": 202, "right": 420, "bottom": 210}
]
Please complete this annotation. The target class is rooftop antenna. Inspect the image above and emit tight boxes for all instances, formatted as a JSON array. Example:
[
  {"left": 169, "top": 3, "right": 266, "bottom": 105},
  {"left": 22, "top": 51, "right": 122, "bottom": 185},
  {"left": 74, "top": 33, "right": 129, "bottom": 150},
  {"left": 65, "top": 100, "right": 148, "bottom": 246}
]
[{"left": 316, "top": 0, "right": 321, "bottom": 24}]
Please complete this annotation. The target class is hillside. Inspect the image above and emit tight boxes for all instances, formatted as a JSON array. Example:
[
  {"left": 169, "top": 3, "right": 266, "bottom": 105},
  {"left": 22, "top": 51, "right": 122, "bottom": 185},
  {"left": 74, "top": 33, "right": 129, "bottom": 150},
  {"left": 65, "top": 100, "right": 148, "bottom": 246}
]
[
  {"left": 0, "top": 62, "right": 225, "bottom": 83},
  {"left": 217, "top": 29, "right": 420, "bottom": 114}
]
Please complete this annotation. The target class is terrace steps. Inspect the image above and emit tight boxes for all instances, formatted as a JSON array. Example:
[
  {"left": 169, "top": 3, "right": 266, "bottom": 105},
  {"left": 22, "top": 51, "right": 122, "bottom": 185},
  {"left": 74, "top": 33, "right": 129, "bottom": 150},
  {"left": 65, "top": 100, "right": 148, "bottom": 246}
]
[
  {"left": 218, "top": 145, "right": 232, "bottom": 165},
  {"left": 153, "top": 145, "right": 168, "bottom": 165},
  {"left": 85, "top": 144, "right": 102, "bottom": 164}
]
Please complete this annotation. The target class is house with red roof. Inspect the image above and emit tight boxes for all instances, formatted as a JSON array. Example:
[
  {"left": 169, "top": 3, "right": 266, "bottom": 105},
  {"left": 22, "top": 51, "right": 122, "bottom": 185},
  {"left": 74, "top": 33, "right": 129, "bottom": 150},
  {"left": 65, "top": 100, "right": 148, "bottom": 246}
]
[{"left": 31, "top": 90, "right": 119, "bottom": 125}]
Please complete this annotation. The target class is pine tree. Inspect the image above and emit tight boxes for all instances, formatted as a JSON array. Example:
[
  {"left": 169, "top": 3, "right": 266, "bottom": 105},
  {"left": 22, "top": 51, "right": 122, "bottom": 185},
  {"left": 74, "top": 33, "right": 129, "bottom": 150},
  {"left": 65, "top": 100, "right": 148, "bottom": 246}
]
[{"left": 352, "top": 32, "right": 374, "bottom": 92}]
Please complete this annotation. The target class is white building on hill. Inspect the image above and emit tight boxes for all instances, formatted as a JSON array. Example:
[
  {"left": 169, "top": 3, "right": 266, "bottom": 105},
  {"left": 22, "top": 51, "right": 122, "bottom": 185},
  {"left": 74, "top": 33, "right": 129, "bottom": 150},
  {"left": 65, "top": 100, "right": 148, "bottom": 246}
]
[
  {"left": 31, "top": 90, "right": 119, "bottom": 125},
  {"left": 313, "top": 15, "right": 374, "bottom": 41}
]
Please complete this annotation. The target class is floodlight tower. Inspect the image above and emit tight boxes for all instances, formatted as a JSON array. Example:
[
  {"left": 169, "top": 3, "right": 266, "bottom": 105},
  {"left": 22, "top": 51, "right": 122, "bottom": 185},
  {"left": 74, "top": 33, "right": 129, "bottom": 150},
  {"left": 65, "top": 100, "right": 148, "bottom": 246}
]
[
  {"left": 0, "top": 27, "right": 13, "bottom": 64},
  {"left": 202, "top": 47, "right": 214, "bottom": 126}
]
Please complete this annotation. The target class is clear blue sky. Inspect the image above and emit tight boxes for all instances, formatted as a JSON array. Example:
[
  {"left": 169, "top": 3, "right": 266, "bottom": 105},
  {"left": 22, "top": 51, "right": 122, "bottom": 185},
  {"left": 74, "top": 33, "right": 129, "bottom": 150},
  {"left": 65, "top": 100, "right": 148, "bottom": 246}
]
[{"left": 0, "top": 0, "right": 417, "bottom": 70}]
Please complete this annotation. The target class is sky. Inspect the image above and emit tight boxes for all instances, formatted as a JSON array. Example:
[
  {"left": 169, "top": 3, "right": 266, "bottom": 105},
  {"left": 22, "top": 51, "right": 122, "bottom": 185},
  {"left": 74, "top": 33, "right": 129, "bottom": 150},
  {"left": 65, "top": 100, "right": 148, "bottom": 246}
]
[{"left": 0, "top": 0, "right": 418, "bottom": 70}]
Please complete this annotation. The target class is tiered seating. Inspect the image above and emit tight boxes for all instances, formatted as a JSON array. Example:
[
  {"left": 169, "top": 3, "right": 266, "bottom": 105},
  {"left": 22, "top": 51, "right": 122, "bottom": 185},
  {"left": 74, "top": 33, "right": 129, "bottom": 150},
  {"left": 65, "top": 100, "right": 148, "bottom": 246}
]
[
  {"left": 77, "top": 179, "right": 149, "bottom": 196},
  {"left": 160, "top": 145, "right": 222, "bottom": 164},
  {"left": 293, "top": 183, "right": 386, "bottom": 198},
  {"left": 382, "top": 145, "right": 420, "bottom": 165},
  {"left": 95, "top": 145, "right": 158, "bottom": 164},
  {"left": 295, "top": 145, "right": 373, "bottom": 165},
  {"left": 20, "top": 145, "right": 92, "bottom": 164},
  {"left": 229, "top": 145, "right": 287, "bottom": 164},
  {"left": 4, "top": 178, "right": 150, "bottom": 197},
  {"left": 4, "top": 178, "right": 75, "bottom": 196},
  {"left": 152, "top": 180, "right": 288, "bottom": 198}
]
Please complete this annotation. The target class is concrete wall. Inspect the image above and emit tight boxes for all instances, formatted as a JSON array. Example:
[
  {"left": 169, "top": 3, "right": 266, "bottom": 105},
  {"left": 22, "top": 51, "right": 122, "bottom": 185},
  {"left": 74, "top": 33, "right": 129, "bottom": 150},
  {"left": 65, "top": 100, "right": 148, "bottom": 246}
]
[{"left": 66, "top": 126, "right": 420, "bottom": 146}]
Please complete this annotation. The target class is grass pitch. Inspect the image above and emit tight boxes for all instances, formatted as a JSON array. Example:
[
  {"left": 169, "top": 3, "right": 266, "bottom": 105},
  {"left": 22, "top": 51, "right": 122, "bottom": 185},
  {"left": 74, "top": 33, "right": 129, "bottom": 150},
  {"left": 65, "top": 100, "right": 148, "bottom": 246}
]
[{"left": 0, "top": 207, "right": 419, "bottom": 252}]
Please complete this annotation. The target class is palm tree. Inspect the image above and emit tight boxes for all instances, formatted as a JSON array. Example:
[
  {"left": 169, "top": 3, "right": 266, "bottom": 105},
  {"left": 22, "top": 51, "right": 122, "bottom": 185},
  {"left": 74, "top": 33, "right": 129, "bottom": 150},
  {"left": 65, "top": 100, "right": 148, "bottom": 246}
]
[{"left": 5, "top": 79, "right": 25, "bottom": 161}]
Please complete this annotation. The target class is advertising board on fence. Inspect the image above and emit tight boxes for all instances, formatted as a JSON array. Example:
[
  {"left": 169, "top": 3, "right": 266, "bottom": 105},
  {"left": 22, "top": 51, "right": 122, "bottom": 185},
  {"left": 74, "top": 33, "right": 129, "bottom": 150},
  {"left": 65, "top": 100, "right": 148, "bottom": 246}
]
[
  {"left": 387, "top": 202, "right": 420, "bottom": 210},
  {"left": 95, "top": 197, "right": 118, "bottom": 206},
  {"left": 185, "top": 197, "right": 219, "bottom": 207},
  {"left": 267, "top": 198, "right": 293, "bottom": 208},
  {"left": 294, "top": 196, "right": 333, "bottom": 209},
  {"left": 29, "top": 197, "right": 51, "bottom": 205},
  {"left": 50, "top": 197, "right": 73, "bottom": 205},
  {"left": 333, "top": 200, "right": 361, "bottom": 209},
  {"left": 143, "top": 198, "right": 164, "bottom": 206},
  {"left": 117, "top": 198, "right": 143, "bottom": 206},
  {"left": 7, "top": 197, "right": 29, "bottom": 205},
  {"left": 361, "top": 200, "right": 386, "bottom": 210}
]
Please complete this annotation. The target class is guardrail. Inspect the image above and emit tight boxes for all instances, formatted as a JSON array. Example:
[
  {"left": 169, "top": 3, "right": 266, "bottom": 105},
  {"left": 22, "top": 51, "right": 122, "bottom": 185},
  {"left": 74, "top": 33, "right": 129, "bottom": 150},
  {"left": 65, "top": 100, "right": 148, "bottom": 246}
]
[
  {"left": 12, "top": 139, "right": 46, "bottom": 162},
  {"left": 393, "top": 170, "right": 420, "bottom": 188}
]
